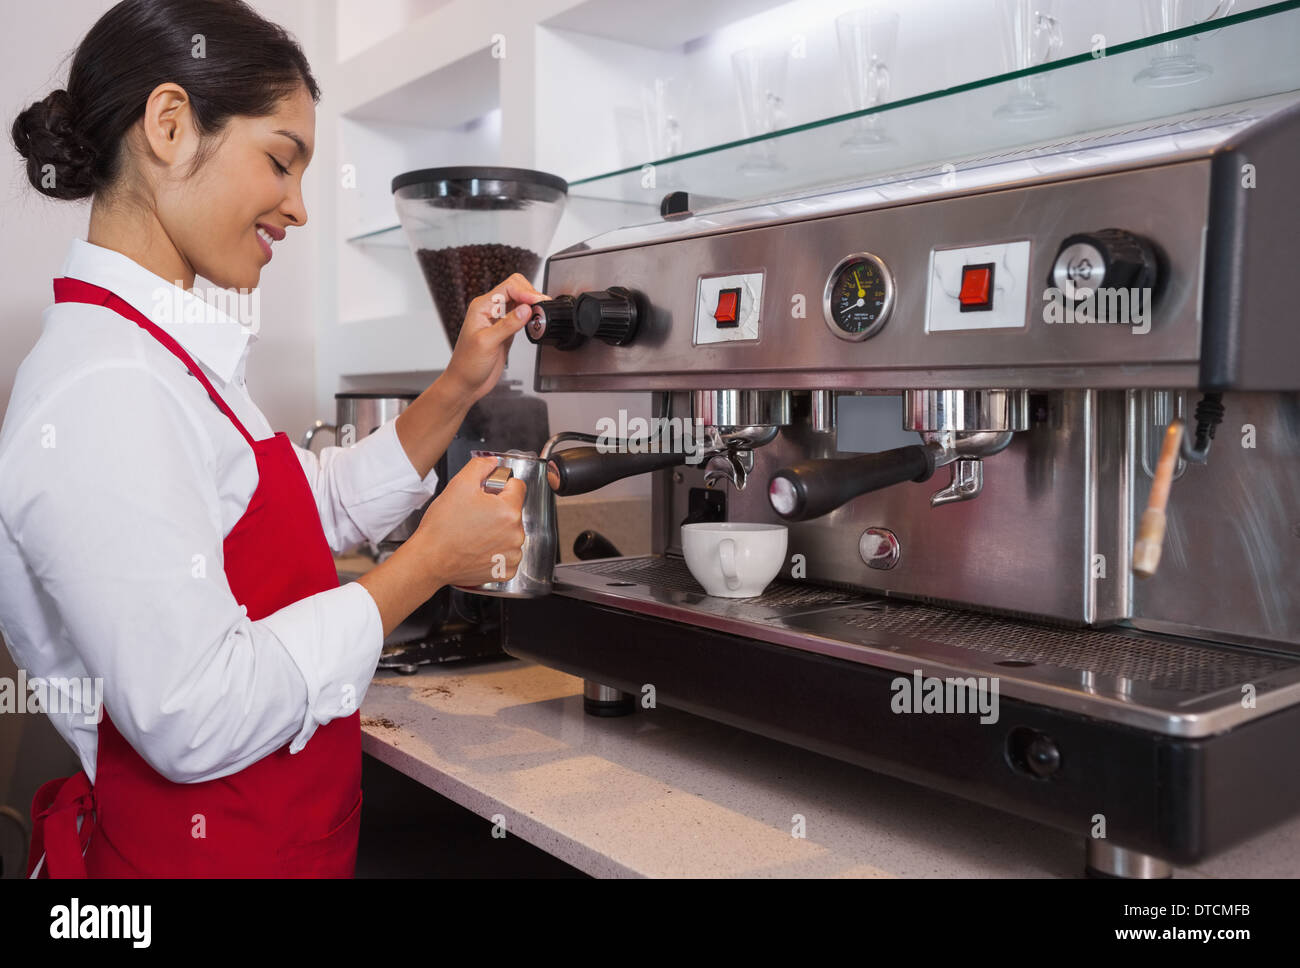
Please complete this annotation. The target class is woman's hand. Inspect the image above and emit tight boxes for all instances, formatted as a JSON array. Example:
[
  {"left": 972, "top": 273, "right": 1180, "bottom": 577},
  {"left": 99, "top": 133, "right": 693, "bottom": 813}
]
[
  {"left": 443, "top": 274, "right": 549, "bottom": 405},
  {"left": 357, "top": 457, "right": 526, "bottom": 637},
  {"left": 412, "top": 456, "right": 527, "bottom": 588}
]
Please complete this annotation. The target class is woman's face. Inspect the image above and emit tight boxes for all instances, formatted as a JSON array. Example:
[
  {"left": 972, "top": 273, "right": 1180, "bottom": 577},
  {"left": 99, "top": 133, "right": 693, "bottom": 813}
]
[{"left": 154, "top": 84, "right": 315, "bottom": 292}]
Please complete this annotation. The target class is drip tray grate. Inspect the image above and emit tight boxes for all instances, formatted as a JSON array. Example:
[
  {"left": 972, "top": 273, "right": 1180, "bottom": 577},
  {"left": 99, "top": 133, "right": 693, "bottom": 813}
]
[
  {"left": 573, "top": 556, "right": 863, "bottom": 610},
  {"left": 817, "top": 605, "right": 1295, "bottom": 693}
]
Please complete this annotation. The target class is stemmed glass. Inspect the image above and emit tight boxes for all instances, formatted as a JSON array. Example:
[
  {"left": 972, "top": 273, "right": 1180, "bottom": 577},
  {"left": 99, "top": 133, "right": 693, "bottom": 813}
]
[{"left": 1134, "top": 0, "right": 1236, "bottom": 88}]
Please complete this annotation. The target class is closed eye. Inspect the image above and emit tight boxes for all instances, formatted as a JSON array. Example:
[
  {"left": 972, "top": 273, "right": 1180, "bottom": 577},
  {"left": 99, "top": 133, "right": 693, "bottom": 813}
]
[{"left": 269, "top": 155, "right": 290, "bottom": 176}]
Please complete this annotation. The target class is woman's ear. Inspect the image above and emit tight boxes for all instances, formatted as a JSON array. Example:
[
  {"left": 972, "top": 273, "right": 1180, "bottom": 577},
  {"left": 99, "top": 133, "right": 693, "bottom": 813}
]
[{"left": 141, "top": 82, "right": 195, "bottom": 166}]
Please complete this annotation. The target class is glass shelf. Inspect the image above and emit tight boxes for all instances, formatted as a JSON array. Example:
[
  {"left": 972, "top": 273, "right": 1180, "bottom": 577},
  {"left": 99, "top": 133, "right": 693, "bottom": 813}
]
[
  {"left": 570, "top": 0, "right": 1300, "bottom": 209},
  {"left": 348, "top": 0, "right": 1300, "bottom": 246}
]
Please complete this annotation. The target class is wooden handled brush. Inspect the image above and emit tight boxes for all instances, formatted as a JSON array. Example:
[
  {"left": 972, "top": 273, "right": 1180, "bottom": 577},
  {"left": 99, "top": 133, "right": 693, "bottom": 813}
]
[{"left": 1133, "top": 418, "right": 1185, "bottom": 579}]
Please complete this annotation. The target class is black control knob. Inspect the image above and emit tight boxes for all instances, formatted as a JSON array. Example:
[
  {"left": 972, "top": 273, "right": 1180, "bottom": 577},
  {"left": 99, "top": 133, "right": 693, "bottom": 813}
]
[
  {"left": 575, "top": 287, "right": 641, "bottom": 346},
  {"left": 1049, "top": 228, "right": 1159, "bottom": 304},
  {"left": 1006, "top": 726, "right": 1062, "bottom": 779},
  {"left": 1025, "top": 735, "right": 1062, "bottom": 778},
  {"left": 526, "top": 295, "right": 583, "bottom": 350}
]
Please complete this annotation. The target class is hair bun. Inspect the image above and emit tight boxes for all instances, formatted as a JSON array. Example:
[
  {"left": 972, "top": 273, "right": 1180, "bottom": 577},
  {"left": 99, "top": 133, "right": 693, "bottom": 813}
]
[{"left": 11, "top": 88, "right": 99, "bottom": 201}]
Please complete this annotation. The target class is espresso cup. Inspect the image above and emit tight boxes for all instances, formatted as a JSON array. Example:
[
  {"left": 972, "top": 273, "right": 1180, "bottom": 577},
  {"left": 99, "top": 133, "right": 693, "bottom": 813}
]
[{"left": 681, "top": 523, "right": 788, "bottom": 598}]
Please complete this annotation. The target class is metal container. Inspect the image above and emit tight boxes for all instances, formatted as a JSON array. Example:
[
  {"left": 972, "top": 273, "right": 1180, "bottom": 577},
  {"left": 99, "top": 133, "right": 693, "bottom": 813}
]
[{"left": 460, "top": 450, "right": 556, "bottom": 598}]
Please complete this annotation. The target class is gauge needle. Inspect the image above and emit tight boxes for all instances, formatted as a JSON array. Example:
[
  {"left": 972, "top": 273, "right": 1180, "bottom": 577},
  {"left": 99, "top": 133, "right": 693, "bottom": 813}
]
[{"left": 853, "top": 270, "right": 865, "bottom": 298}]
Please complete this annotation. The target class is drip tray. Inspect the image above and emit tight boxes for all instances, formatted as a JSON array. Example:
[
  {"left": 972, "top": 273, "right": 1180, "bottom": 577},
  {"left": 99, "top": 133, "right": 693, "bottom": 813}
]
[
  {"left": 571, "top": 555, "right": 863, "bottom": 618},
  {"left": 553, "top": 557, "right": 1300, "bottom": 737}
]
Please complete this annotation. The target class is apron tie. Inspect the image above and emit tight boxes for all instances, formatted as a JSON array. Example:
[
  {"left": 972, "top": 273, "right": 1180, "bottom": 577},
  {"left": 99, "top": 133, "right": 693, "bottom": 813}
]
[{"left": 28, "top": 771, "right": 95, "bottom": 878}]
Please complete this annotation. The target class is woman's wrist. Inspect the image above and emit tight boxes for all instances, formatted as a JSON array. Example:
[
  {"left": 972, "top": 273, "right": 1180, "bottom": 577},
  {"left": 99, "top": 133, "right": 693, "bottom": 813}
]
[
  {"left": 434, "top": 368, "right": 476, "bottom": 410},
  {"left": 355, "top": 534, "right": 449, "bottom": 639},
  {"left": 393, "top": 530, "right": 449, "bottom": 596}
]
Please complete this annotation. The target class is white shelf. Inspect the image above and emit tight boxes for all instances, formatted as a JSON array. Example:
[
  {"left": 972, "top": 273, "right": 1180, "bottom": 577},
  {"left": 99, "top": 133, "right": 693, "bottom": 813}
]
[
  {"left": 335, "top": 0, "right": 593, "bottom": 125},
  {"left": 541, "top": 0, "right": 790, "bottom": 49},
  {"left": 336, "top": 0, "right": 455, "bottom": 64},
  {"left": 343, "top": 48, "right": 500, "bottom": 129}
]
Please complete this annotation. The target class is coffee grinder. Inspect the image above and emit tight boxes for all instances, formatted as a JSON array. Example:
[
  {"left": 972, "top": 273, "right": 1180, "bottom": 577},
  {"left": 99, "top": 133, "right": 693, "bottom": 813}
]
[{"left": 333, "top": 167, "right": 567, "bottom": 670}]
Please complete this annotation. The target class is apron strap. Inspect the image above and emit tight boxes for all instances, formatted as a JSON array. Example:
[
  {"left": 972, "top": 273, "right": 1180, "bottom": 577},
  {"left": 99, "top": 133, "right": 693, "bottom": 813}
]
[{"left": 53, "top": 277, "right": 258, "bottom": 447}]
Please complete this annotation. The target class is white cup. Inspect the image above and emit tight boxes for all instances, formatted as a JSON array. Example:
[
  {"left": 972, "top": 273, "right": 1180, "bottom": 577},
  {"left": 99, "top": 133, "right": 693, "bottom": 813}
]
[{"left": 681, "top": 523, "right": 788, "bottom": 598}]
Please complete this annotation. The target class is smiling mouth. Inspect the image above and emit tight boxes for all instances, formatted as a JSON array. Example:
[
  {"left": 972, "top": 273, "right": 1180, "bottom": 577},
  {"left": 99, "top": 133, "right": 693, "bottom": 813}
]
[{"left": 255, "top": 226, "right": 274, "bottom": 261}]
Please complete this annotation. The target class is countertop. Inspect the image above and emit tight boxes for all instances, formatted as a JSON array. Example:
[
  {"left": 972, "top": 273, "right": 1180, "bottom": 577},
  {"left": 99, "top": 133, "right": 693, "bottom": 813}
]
[{"left": 359, "top": 658, "right": 1300, "bottom": 878}]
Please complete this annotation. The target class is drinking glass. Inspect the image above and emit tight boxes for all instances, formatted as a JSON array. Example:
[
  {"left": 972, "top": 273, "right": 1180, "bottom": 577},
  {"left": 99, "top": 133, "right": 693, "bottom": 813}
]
[
  {"left": 836, "top": 8, "right": 901, "bottom": 151},
  {"left": 641, "top": 76, "right": 685, "bottom": 187},
  {"left": 993, "top": 0, "right": 1063, "bottom": 121},
  {"left": 1134, "top": 0, "right": 1236, "bottom": 88},
  {"left": 732, "top": 43, "right": 790, "bottom": 174}
]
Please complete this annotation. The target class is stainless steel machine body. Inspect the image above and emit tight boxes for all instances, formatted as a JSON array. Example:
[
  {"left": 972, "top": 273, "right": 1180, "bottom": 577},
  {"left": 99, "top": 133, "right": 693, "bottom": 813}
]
[{"left": 506, "top": 92, "right": 1300, "bottom": 869}]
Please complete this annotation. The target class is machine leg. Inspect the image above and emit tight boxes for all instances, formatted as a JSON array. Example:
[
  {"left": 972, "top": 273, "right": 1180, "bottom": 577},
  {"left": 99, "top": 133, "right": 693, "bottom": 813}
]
[
  {"left": 1085, "top": 840, "right": 1174, "bottom": 878},
  {"left": 583, "top": 680, "right": 635, "bottom": 717}
]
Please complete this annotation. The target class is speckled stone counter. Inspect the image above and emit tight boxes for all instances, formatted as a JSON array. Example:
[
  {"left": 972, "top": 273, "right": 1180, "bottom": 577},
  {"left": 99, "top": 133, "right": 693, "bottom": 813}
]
[{"left": 359, "top": 659, "right": 1300, "bottom": 878}]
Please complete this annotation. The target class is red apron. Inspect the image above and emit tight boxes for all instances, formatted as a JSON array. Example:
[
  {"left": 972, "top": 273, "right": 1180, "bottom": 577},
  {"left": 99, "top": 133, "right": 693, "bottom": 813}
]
[{"left": 26, "top": 277, "right": 362, "bottom": 877}]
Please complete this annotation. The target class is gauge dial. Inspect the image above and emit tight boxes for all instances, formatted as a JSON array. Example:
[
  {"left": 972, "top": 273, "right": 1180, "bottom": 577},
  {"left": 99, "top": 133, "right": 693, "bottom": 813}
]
[{"left": 822, "top": 252, "right": 895, "bottom": 341}]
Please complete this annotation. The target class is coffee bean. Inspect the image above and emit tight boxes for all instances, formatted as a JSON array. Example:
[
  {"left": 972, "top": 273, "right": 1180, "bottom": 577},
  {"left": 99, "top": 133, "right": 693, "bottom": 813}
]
[{"left": 416, "top": 244, "right": 542, "bottom": 347}]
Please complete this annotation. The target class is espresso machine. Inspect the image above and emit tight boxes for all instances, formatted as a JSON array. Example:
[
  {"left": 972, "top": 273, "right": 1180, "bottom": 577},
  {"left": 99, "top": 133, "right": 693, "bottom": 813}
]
[{"left": 505, "top": 90, "right": 1300, "bottom": 876}]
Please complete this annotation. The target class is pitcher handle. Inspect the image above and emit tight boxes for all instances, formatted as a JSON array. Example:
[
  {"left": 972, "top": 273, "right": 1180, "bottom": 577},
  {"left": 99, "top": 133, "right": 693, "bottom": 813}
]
[{"left": 482, "top": 466, "right": 515, "bottom": 494}]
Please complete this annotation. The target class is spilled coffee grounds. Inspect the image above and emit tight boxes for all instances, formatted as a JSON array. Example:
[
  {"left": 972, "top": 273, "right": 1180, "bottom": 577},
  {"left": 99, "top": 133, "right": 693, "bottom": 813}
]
[{"left": 416, "top": 244, "right": 542, "bottom": 347}]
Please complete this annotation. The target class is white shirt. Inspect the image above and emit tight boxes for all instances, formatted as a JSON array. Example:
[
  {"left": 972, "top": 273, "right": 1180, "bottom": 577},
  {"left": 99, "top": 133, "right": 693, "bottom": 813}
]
[{"left": 0, "top": 238, "right": 438, "bottom": 785}]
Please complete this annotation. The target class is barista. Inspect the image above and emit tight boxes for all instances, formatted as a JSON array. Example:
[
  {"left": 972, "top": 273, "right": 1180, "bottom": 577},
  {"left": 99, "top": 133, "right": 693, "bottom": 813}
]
[{"left": 2, "top": 0, "right": 536, "bottom": 876}]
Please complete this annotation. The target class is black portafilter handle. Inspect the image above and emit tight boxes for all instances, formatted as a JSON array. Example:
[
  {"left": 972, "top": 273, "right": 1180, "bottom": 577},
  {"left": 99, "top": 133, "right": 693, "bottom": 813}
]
[
  {"left": 768, "top": 446, "right": 938, "bottom": 522},
  {"left": 546, "top": 446, "right": 687, "bottom": 497},
  {"left": 574, "top": 529, "right": 623, "bottom": 561}
]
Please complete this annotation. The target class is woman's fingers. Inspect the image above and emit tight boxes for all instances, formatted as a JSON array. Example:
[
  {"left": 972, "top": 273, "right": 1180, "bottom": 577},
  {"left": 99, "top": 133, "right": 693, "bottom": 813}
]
[
  {"left": 490, "top": 272, "right": 550, "bottom": 308},
  {"left": 487, "top": 308, "right": 530, "bottom": 346},
  {"left": 468, "top": 274, "right": 549, "bottom": 322}
]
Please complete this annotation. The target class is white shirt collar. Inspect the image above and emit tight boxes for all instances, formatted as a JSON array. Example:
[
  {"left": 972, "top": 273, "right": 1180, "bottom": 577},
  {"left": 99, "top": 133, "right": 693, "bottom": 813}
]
[{"left": 58, "top": 238, "right": 254, "bottom": 385}]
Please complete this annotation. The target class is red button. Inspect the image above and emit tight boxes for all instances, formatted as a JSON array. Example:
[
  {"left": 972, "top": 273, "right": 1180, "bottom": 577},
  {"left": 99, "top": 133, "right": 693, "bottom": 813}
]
[
  {"left": 717, "top": 288, "right": 738, "bottom": 326},
  {"left": 958, "top": 265, "right": 993, "bottom": 309},
  {"left": 714, "top": 288, "right": 740, "bottom": 325}
]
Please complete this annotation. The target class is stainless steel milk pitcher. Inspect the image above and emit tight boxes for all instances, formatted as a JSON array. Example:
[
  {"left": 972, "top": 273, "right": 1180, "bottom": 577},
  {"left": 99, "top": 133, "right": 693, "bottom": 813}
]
[{"left": 461, "top": 450, "right": 556, "bottom": 598}]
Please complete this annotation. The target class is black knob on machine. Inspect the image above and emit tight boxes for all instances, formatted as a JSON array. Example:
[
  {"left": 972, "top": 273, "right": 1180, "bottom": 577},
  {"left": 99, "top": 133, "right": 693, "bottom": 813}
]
[
  {"left": 1025, "top": 735, "right": 1062, "bottom": 778},
  {"left": 1049, "top": 228, "right": 1159, "bottom": 304},
  {"left": 575, "top": 287, "right": 641, "bottom": 346},
  {"left": 526, "top": 295, "right": 583, "bottom": 350}
]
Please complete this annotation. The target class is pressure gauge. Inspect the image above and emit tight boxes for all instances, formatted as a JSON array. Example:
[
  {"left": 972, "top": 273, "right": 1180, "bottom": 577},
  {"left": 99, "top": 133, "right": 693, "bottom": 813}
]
[{"left": 822, "top": 252, "right": 895, "bottom": 341}]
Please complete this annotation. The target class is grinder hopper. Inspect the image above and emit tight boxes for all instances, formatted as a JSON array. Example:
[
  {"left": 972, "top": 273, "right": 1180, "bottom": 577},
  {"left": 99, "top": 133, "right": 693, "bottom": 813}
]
[{"left": 392, "top": 166, "right": 568, "bottom": 348}]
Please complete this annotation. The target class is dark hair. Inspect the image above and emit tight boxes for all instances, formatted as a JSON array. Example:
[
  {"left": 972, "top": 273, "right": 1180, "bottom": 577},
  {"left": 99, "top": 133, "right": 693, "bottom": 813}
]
[{"left": 11, "top": 0, "right": 320, "bottom": 202}]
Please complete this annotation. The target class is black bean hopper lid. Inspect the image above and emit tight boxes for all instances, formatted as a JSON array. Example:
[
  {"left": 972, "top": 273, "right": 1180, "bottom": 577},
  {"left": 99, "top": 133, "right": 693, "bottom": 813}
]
[{"left": 392, "top": 167, "right": 568, "bottom": 348}]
